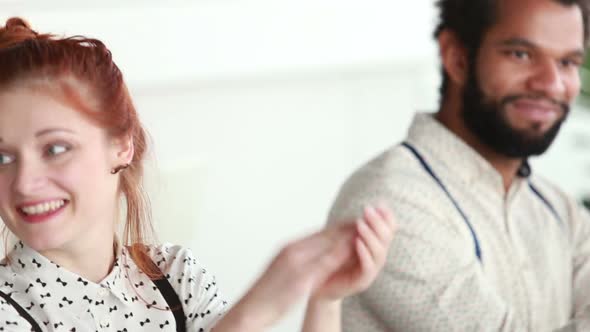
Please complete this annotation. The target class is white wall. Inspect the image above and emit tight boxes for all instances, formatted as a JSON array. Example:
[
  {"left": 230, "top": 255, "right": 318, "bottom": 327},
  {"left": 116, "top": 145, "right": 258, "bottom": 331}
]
[
  {"left": 0, "top": 2, "right": 440, "bottom": 329},
  {"left": 3, "top": 0, "right": 437, "bottom": 85},
  {"left": 137, "top": 66, "right": 590, "bottom": 331},
  {"left": 3, "top": 2, "right": 590, "bottom": 331},
  {"left": 140, "top": 64, "right": 439, "bottom": 330}
]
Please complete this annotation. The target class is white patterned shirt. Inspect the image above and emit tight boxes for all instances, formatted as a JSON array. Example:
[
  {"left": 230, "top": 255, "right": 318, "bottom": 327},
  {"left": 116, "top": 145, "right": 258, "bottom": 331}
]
[
  {"left": 0, "top": 242, "right": 227, "bottom": 331},
  {"left": 328, "top": 113, "right": 590, "bottom": 331}
]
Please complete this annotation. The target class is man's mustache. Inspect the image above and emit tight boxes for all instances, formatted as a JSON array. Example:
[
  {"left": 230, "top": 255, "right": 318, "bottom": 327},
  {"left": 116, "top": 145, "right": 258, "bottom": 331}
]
[{"left": 500, "top": 94, "right": 569, "bottom": 115}]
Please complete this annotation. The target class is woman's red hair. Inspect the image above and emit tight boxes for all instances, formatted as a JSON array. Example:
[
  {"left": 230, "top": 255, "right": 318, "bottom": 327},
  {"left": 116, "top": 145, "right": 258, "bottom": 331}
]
[{"left": 0, "top": 17, "right": 161, "bottom": 279}]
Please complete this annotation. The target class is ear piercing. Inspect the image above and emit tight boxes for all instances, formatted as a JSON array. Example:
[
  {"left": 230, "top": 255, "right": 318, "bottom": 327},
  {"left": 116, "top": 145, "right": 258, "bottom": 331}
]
[{"left": 110, "top": 164, "right": 130, "bottom": 174}]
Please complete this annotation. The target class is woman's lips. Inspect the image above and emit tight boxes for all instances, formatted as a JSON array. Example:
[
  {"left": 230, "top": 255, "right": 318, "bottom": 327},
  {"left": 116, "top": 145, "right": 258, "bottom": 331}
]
[{"left": 16, "top": 199, "right": 69, "bottom": 224}]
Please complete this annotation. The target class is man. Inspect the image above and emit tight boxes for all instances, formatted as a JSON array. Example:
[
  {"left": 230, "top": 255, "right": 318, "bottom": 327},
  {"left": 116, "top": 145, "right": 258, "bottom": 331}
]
[{"left": 327, "top": 0, "right": 590, "bottom": 330}]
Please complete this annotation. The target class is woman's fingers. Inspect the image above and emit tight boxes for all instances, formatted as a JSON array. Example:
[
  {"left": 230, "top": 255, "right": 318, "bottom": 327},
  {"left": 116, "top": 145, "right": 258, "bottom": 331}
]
[
  {"left": 363, "top": 205, "right": 392, "bottom": 245},
  {"left": 375, "top": 203, "right": 397, "bottom": 235},
  {"left": 355, "top": 236, "right": 374, "bottom": 288},
  {"left": 356, "top": 217, "right": 383, "bottom": 264},
  {"left": 365, "top": 204, "right": 397, "bottom": 242},
  {"left": 357, "top": 204, "right": 397, "bottom": 268}
]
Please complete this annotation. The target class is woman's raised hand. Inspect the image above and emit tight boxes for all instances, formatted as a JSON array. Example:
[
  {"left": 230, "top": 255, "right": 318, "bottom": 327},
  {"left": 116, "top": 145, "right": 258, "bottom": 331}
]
[{"left": 214, "top": 204, "right": 397, "bottom": 332}]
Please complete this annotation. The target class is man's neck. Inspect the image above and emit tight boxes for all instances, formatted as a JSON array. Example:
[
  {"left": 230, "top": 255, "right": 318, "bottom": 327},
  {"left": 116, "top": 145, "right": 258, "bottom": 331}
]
[{"left": 436, "top": 108, "right": 523, "bottom": 192}]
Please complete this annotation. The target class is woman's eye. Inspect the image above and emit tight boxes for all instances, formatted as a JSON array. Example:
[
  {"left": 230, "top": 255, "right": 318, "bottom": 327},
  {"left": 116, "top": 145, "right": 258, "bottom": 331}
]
[
  {"left": 0, "top": 153, "right": 15, "bottom": 165},
  {"left": 46, "top": 144, "right": 69, "bottom": 157}
]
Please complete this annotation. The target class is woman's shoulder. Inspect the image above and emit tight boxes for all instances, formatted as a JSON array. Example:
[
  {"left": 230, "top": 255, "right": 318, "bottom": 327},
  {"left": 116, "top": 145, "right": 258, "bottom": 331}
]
[
  {"left": 144, "top": 243, "right": 197, "bottom": 263},
  {"left": 139, "top": 243, "right": 228, "bottom": 321},
  {"left": 141, "top": 243, "right": 208, "bottom": 277}
]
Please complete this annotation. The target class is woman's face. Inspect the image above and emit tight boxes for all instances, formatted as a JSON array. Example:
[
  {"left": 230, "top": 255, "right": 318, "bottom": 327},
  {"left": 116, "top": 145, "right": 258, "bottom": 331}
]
[{"left": 0, "top": 85, "right": 130, "bottom": 254}]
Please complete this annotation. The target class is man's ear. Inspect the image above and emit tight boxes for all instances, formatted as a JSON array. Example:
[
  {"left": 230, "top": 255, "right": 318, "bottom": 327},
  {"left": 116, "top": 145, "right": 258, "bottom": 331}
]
[{"left": 438, "top": 29, "right": 469, "bottom": 86}]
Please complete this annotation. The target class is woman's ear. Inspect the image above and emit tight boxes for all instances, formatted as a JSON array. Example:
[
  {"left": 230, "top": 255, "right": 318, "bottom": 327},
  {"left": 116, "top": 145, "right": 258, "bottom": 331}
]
[
  {"left": 112, "top": 134, "right": 134, "bottom": 166},
  {"left": 438, "top": 29, "right": 469, "bottom": 86}
]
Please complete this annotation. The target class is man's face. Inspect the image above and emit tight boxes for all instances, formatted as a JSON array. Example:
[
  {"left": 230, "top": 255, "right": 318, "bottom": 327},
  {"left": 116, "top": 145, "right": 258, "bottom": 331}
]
[{"left": 461, "top": 0, "right": 585, "bottom": 158}]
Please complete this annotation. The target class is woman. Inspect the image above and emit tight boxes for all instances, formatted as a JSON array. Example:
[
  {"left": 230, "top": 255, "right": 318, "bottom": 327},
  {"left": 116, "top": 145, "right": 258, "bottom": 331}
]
[{"left": 0, "top": 18, "right": 396, "bottom": 331}]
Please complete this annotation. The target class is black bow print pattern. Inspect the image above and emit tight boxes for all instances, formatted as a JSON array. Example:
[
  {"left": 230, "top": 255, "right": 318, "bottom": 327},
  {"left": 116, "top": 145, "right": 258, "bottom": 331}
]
[
  {"left": 56, "top": 278, "right": 68, "bottom": 286},
  {"left": 31, "top": 259, "right": 41, "bottom": 268},
  {"left": 0, "top": 244, "right": 228, "bottom": 331},
  {"left": 58, "top": 297, "right": 73, "bottom": 308}
]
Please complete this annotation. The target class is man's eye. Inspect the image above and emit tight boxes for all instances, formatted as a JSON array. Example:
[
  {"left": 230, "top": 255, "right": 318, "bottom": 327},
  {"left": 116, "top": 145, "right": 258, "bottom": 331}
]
[
  {"left": 560, "top": 59, "right": 580, "bottom": 68},
  {"left": 510, "top": 50, "right": 530, "bottom": 60}
]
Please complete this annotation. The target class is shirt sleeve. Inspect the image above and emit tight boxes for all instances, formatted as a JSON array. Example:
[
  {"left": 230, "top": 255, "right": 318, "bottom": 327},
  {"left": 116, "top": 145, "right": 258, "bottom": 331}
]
[
  {"left": 554, "top": 203, "right": 590, "bottom": 332},
  {"left": 327, "top": 171, "right": 526, "bottom": 331},
  {"left": 151, "top": 244, "right": 228, "bottom": 332}
]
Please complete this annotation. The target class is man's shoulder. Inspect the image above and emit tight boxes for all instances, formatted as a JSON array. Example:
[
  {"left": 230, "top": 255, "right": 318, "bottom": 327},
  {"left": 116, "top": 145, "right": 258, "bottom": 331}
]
[
  {"left": 527, "top": 173, "right": 579, "bottom": 218},
  {"left": 328, "top": 143, "right": 450, "bottom": 224},
  {"left": 342, "top": 144, "right": 431, "bottom": 192}
]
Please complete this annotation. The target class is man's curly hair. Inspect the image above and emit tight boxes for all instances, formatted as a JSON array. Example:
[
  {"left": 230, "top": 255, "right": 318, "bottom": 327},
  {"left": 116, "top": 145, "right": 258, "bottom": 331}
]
[{"left": 434, "top": 0, "right": 590, "bottom": 99}]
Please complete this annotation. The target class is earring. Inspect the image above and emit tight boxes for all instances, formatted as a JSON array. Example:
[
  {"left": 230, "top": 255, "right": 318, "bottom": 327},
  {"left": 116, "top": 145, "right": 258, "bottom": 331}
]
[{"left": 110, "top": 163, "right": 130, "bottom": 174}]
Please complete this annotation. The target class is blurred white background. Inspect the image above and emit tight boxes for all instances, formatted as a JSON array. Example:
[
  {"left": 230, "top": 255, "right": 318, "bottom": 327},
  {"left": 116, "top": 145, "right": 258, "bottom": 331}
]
[{"left": 3, "top": 1, "right": 590, "bottom": 330}]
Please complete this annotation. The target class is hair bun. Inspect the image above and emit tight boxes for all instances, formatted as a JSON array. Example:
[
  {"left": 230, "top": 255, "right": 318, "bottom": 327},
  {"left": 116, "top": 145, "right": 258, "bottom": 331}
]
[
  {"left": 5, "top": 17, "right": 38, "bottom": 37},
  {"left": 0, "top": 17, "right": 42, "bottom": 48},
  {"left": 6, "top": 17, "right": 33, "bottom": 30}
]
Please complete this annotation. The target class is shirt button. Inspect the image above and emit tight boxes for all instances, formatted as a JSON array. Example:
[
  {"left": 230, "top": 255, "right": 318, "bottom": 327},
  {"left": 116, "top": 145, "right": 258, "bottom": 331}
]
[
  {"left": 98, "top": 288, "right": 109, "bottom": 297},
  {"left": 100, "top": 317, "right": 110, "bottom": 327}
]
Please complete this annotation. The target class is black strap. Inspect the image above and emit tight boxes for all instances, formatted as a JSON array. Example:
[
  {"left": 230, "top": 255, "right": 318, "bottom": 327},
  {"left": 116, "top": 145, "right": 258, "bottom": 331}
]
[
  {"left": 2, "top": 255, "right": 186, "bottom": 332},
  {"left": 528, "top": 182, "right": 563, "bottom": 225},
  {"left": 0, "top": 290, "right": 42, "bottom": 332},
  {"left": 144, "top": 258, "right": 187, "bottom": 332},
  {"left": 402, "top": 142, "right": 483, "bottom": 262}
]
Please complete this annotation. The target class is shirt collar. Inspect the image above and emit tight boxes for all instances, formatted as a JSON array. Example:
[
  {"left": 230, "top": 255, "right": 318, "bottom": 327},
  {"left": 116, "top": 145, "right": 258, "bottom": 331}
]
[
  {"left": 405, "top": 113, "right": 531, "bottom": 189},
  {"left": 4, "top": 241, "right": 134, "bottom": 305}
]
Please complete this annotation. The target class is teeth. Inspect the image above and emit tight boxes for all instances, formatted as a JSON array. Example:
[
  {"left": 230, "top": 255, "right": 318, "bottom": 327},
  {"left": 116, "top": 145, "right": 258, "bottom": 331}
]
[{"left": 21, "top": 200, "right": 66, "bottom": 215}]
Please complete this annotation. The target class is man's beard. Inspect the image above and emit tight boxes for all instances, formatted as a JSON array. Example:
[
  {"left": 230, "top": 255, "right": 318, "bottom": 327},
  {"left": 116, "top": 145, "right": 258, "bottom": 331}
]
[{"left": 461, "top": 70, "right": 570, "bottom": 158}]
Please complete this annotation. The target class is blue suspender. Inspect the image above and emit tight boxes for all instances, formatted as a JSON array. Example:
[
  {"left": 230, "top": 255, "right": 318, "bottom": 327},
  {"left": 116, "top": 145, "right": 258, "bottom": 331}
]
[
  {"left": 528, "top": 182, "right": 563, "bottom": 225},
  {"left": 402, "top": 142, "right": 563, "bottom": 264},
  {"left": 402, "top": 142, "right": 483, "bottom": 262}
]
